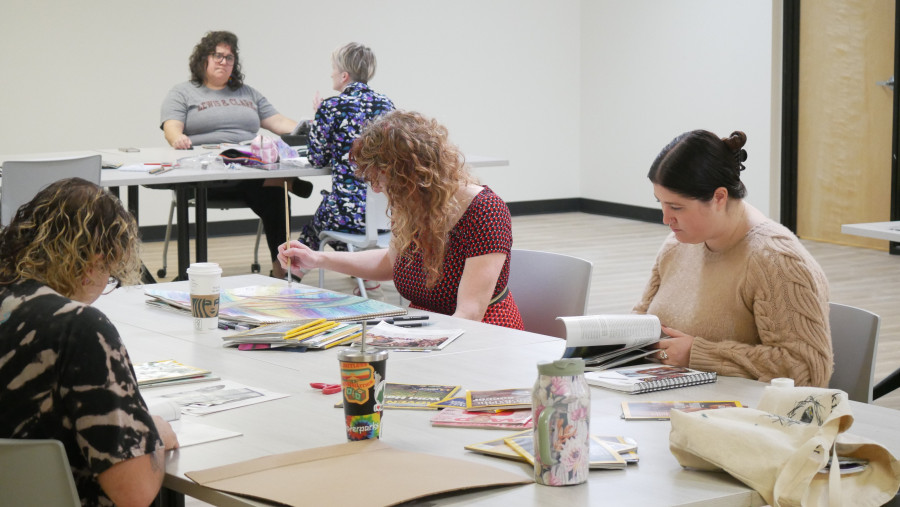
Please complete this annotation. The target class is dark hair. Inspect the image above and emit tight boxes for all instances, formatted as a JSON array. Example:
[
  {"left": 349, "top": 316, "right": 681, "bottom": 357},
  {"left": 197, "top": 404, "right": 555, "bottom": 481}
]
[
  {"left": 189, "top": 31, "right": 244, "bottom": 91},
  {"left": 0, "top": 178, "right": 141, "bottom": 297},
  {"left": 647, "top": 130, "right": 748, "bottom": 201}
]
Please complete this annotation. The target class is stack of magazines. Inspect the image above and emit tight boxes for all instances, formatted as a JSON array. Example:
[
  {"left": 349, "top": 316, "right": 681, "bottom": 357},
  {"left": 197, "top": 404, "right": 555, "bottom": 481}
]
[
  {"left": 144, "top": 285, "right": 407, "bottom": 326},
  {"left": 222, "top": 319, "right": 362, "bottom": 350},
  {"left": 134, "top": 359, "right": 219, "bottom": 388}
]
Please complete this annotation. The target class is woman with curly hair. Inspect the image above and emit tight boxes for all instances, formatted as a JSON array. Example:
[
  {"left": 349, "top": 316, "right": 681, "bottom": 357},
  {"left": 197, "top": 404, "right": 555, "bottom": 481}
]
[
  {"left": 160, "top": 30, "right": 300, "bottom": 278},
  {"left": 278, "top": 110, "right": 524, "bottom": 329},
  {"left": 0, "top": 178, "right": 179, "bottom": 506}
]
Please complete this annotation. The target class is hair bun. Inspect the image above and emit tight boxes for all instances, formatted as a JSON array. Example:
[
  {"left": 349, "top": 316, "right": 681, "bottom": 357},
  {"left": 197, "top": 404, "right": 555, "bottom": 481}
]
[
  {"left": 722, "top": 131, "right": 747, "bottom": 171},
  {"left": 722, "top": 131, "right": 746, "bottom": 151}
]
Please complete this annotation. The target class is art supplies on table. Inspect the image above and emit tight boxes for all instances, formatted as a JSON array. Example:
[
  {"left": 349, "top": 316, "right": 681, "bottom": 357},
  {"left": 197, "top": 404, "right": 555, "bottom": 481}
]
[
  {"left": 134, "top": 359, "right": 215, "bottom": 387},
  {"left": 145, "top": 284, "right": 406, "bottom": 326},
  {"left": 384, "top": 383, "right": 462, "bottom": 410},
  {"left": 430, "top": 408, "right": 533, "bottom": 430},
  {"left": 364, "top": 315, "right": 430, "bottom": 326},
  {"left": 334, "top": 383, "right": 463, "bottom": 410},
  {"left": 620, "top": 400, "right": 743, "bottom": 421},
  {"left": 465, "top": 432, "right": 639, "bottom": 465},
  {"left": 349, "top": 321, "right": 464, "bottom": 351},
  {"left": 504, "top": 433, "right": 628, "bottom": 469},
  {"left": 430, "top": 396, "right": 469, "bottom": 409},
  {"left": 558, "top": 314, "right": 664, "bottom": 369},
  {"left": 585, "top": 364, "right": 717, "bottom": 394},
  {"left": 465, "top": 388, "right": 532, "bottom": 411},
  {"left": 221, "top": 319, "right": 362, "bottom": 350},
  {"left": 595, "top": 436, "right": 640, "bottom": 464},
  {"left": 464, "top": 430, "right": 533, "bottom": 461}
]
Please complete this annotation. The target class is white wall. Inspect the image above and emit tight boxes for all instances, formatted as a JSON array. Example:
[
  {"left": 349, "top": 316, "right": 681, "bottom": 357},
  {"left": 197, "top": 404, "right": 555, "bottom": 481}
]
[
  {"left": 1, "top": 0, "right": 777, "bottom": 227},
  {"left": 581, "top": 1, "right": 777, "bottom": 215}
]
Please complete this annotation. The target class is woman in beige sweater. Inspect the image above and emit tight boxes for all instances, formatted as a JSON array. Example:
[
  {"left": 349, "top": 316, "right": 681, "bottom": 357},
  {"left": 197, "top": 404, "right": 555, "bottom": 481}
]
[{"left": 635, "top": 130, "right": 833, "bottom": 387}]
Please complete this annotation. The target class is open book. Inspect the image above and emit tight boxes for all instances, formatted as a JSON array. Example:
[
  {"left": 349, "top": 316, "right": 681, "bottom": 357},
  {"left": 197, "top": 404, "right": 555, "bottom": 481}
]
[
  {"left": 503, "top": 434, "right": 627, "bottom": 469},
  {"left": 465, "top": 432, "right": 639, "bottom": 466},
  {"left": 559, "top": 314, "right": 663, "bottom": 369}
]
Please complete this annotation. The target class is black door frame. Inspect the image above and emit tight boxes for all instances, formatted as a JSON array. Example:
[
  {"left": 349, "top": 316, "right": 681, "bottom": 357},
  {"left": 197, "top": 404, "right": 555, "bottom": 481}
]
[{"left": 780, "top": 0, "right": 900, "bottom": 254}]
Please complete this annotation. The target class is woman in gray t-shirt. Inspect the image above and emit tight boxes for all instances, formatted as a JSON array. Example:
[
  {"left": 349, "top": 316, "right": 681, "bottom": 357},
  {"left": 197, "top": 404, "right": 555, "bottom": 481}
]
[{"left": 160, "top": 30, "right": 298, "bottom": 278}]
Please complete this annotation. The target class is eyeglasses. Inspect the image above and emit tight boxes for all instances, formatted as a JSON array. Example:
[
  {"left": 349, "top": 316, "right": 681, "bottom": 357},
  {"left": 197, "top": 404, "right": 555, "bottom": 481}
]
[
  {"left": 210, "top": 52, "right": 235, "bottom": 64},
  {"left": 102, "top": 276, "right": 120, "bottom": 296}
]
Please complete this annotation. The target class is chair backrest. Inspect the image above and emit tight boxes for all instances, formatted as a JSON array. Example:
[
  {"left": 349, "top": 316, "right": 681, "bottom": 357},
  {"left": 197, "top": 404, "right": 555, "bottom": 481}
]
[
  {"left": 828, "top": 302, "right": 880, "bottom": 403},
  {"left": 508, "top": 249, "right": 593, "bottom": 338},
  {"left": 0, "top": 438, "right": 80, "bottom": 506},
  {"left": 1, "top": 155, "right": 102, "bottom": 226},
  {"left": 361, "top": 185, "right": 391, "bottom": 247}
]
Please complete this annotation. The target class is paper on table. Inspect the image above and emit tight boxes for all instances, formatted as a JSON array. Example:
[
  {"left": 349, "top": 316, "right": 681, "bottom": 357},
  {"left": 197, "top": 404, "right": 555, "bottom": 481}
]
[
  {"left": 146, "top": 399, "right": 181, "bottom": 421},
  {"left": 169, "top": 419, "right": 242, "bottom": 448},
  {"left": 146, "top": 398, "right": 242, "bottom": 447},
  {"left": 185, "top": 439, "right": 532, "bottom": 507},
  {"left": 146, "top": 379, "right": 289, "bottom": 416}
]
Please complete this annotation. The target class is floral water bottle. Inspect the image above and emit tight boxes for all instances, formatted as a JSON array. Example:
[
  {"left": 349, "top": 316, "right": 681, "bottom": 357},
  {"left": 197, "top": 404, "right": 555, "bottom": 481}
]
[{"left": 532, "top": 358, "right": 590, "bottom": 486}]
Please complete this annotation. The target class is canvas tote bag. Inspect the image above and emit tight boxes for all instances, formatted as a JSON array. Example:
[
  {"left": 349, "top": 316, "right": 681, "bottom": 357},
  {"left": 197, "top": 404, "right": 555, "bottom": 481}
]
[{"left": 669, "top": 387, "right": 900, "bottom": 507}]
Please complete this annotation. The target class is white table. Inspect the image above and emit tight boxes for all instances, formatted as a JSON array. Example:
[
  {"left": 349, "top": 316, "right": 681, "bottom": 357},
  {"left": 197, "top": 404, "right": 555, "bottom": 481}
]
[
  {"left": 1, "top": 147, "right": 329, "bottom": 280},
  {"left": 842, "top": 221, "right": 900, "bottom": 255},
  {"left": 95, "top": 275, "right": 900, "bottom": 507},
  {"left": 2, "top": 148, "right": 509, "bottom": 280}
]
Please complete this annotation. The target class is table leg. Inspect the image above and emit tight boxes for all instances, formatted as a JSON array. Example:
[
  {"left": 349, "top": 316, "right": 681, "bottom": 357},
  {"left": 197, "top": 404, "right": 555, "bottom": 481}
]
[
  {"left": 127, "top": 185, "right": 140, "bottom": 223},
  {"left": 151, "top": 487, "right": 185, "bottom": 507},
  {"left": 196, "top": 183, "right": 208, "bottom": 263},
  {"left": 175, "top": 185, "right": 191, "bottom": 281}
]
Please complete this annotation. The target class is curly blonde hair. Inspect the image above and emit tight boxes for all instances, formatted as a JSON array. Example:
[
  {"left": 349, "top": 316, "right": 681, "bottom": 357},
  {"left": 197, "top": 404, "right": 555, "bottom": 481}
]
[
  {"left": 0, "top": 178, "right": 141, "bottom": 298},
  {"left": 351, "top": 110, "right": 477, "bottom": 287}
]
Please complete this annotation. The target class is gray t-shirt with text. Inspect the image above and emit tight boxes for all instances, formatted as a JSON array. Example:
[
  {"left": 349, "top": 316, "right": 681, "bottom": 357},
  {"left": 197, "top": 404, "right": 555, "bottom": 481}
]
[{"left": 160, "top": 81, "right": 278, "bottom": 144}]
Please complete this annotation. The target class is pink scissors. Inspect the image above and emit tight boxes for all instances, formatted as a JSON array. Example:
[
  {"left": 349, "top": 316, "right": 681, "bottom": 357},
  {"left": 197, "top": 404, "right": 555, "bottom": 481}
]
[{"left": 310, "top": 382, "right": 341, "bottom": 395}]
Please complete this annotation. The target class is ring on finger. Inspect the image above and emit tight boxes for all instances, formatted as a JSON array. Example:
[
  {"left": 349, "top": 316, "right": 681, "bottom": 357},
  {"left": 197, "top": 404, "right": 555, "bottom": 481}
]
[{"left": 659, "top": 350, "right": 669, "bottom": 360}]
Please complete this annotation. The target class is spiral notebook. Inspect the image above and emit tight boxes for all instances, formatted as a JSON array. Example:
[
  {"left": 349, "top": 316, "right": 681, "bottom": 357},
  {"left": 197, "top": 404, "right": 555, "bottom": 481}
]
[{"left": 585, "top": 364, "right": 716, "bottom": 394}]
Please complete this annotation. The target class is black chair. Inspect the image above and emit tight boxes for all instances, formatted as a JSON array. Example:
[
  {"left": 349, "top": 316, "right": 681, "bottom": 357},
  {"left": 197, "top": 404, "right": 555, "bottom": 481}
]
[
  {"left": 874, "top": 367, "right": 900, "bottom": 400},
  {"left": 154, "top": 182, "right": 263, "bottom": 278}
]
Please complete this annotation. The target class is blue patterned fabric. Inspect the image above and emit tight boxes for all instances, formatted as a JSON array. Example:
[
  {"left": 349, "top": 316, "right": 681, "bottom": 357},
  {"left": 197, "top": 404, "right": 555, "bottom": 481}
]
[{"left": 300, "top": 82, "right": 394, "bottom": 250}]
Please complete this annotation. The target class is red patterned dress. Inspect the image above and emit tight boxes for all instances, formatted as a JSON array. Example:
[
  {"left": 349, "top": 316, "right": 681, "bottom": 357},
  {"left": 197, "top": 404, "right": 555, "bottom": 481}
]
[{"left": 393, "top": 187, "right": 524, "bottom": 329}]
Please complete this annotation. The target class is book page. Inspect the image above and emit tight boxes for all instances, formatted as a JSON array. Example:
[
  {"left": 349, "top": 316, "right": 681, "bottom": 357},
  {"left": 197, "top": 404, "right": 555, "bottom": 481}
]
[{"left": 559, "top": 314, "right": 661, "bottom": 348}]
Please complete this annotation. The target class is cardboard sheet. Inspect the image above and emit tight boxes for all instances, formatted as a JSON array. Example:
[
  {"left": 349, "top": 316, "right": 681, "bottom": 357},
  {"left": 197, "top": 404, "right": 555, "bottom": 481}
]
[{"left": 185, "top": 439, "right": 532, "bottom": 506}]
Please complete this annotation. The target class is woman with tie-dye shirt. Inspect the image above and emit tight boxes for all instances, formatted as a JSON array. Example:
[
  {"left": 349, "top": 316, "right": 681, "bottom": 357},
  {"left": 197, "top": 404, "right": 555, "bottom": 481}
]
[
  {"left": 297, "top": 42, "right": 395, "bottom": 255},
  {"left": 0, "top": 179, "right": 179, "bottom": 506}
]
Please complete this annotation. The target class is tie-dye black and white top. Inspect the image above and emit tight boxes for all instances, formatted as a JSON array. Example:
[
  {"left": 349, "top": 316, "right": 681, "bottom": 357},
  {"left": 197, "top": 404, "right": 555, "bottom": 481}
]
[{"left": 0, "top": 279, "right": 163, "bottom": 506}]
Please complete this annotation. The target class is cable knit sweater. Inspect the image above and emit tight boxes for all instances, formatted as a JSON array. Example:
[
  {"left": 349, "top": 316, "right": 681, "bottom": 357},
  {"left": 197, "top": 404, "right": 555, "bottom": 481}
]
[{"left": 633, "top": 220, "right": 833, "bottom": 387}]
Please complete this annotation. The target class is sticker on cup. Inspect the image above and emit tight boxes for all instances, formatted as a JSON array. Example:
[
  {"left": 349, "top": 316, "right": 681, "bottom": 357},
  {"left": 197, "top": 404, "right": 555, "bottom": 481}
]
[
  {"left": 186, "top": 262, "right": 222, "bottom": 332},
  {"left": 338, "top": 349, "right": 388, "bottom": 441}
]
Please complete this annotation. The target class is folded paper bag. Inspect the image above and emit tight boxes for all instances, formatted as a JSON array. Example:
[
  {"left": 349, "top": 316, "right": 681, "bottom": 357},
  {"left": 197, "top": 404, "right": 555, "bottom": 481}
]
[
  {"left": 185, "top": 439, "right": 532, "bottom": 507},
  {"left": 669, "top": 387, "right": 900, "bottom": 507}
]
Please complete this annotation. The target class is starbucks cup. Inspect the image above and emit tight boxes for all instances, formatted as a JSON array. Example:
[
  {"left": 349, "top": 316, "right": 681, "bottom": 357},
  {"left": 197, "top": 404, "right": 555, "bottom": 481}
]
[
  {"left": 186, "top": 262, "right": 222, "bottom": 332},
  {"left": 338, "top": 348, "right": 388, "bottom": 441}
]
